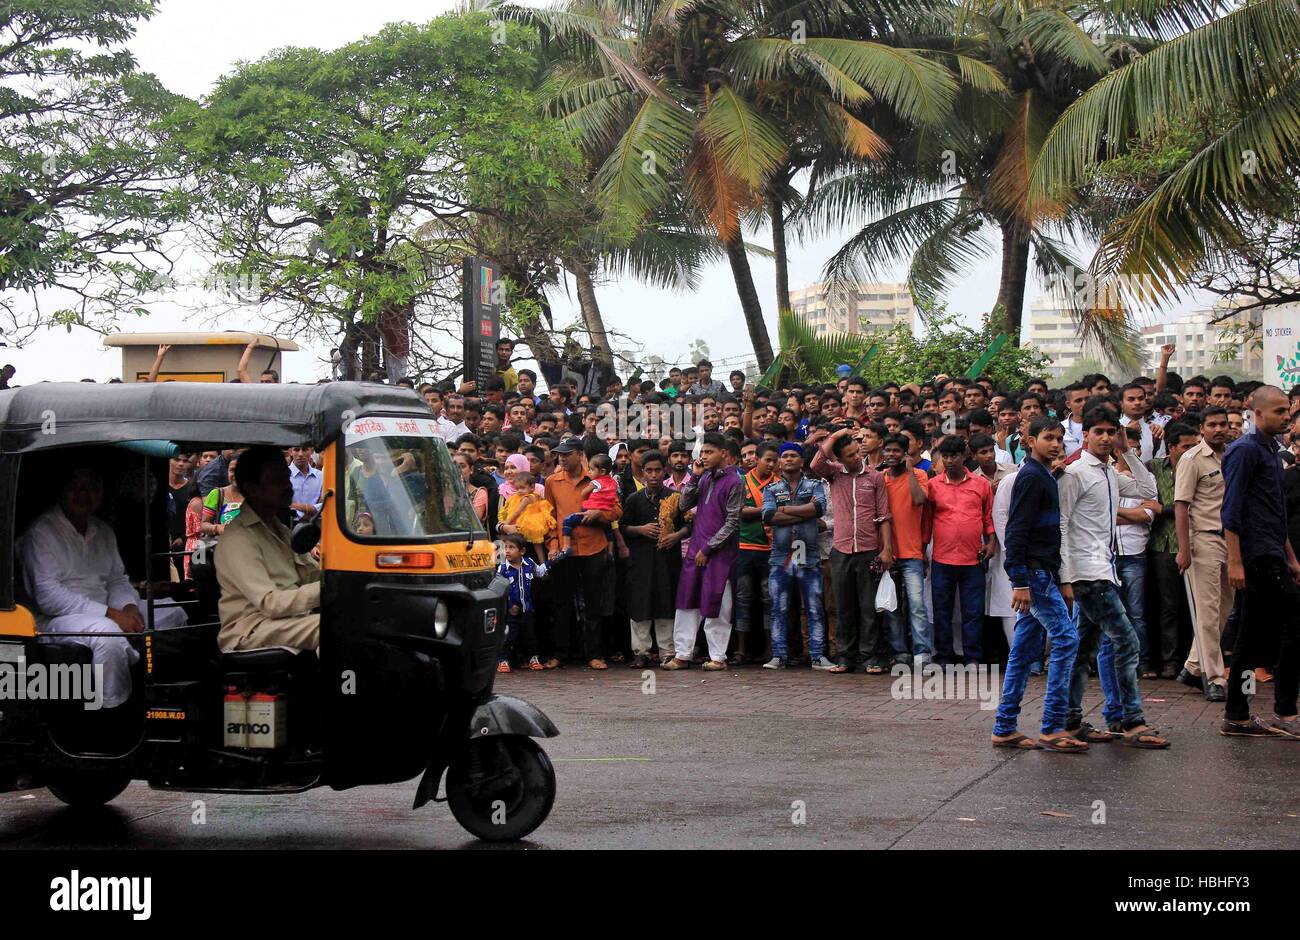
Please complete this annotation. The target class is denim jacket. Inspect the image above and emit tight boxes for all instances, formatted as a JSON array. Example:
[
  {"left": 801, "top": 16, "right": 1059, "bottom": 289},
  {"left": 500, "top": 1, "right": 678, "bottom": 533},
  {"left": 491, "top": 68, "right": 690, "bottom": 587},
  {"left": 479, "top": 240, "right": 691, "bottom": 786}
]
[{"left": 761, "top": 474, "right": 827, "bottom": 567}]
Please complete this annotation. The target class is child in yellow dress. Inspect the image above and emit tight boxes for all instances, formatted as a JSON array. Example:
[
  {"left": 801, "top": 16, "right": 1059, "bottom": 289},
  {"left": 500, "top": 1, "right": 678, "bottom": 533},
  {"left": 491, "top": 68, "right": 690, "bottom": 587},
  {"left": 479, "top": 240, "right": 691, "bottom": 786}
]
[{"left": 500, "top": 470, "right": 555, "bottom": 555}]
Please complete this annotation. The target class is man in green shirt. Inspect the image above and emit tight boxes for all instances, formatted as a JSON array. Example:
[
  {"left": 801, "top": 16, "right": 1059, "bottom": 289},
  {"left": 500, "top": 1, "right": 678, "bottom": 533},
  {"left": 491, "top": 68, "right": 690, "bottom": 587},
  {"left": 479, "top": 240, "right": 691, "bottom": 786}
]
[{"left": 1148, "top": 422, "right": 1201, "bottom": 679}]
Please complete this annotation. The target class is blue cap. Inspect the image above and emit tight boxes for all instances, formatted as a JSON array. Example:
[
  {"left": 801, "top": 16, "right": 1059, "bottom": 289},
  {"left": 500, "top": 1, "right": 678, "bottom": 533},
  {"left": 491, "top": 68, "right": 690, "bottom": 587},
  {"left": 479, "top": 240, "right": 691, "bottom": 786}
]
[
  {"left": 836, "top": 364, "right": 853, "bottom": 377},
  {"left": 777, "top": 442, "right": 804, "bottom": 457}
]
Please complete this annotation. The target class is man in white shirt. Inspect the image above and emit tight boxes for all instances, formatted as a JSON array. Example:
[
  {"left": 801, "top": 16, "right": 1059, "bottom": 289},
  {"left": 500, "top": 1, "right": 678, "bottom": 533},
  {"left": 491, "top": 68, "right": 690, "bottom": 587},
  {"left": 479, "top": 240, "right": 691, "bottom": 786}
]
[
  {"left": 1118, "top": 382, "right": 1154, "bottom": 462},
  {"left": 1061, "top": 383, "right": 1088, "bottom": 457},
  {"left": 1059, "top": 406, "right": 1168, "bottom": 748},
  {"left": 438, "top": 393, "right": 471, "bottom": 441},
  {"left": 18, "top": 467, "right": 187, "bottom": 709}
]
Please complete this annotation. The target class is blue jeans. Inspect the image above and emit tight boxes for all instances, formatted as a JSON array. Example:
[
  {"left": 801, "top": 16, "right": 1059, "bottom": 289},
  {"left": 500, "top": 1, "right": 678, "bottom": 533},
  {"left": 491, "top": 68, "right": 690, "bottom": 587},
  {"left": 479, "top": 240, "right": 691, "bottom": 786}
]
[
  {"left": 1068, "top": 579, "right": 1146, "bottom": 728},
  {"left": 886, "top": 559, "right": 932, "bottom": 658},
  {"left": 993, "top": 570, "right": 1079, "bottom": 736},
  {"left": 1116, "top": 555, "right": 1149, "bottom": 667},
  {"left": 930, "top": 561, "right": 985, "bottom": 663},
  {"left": 769, "top": 562, "right": 826, "bottom": 660}
]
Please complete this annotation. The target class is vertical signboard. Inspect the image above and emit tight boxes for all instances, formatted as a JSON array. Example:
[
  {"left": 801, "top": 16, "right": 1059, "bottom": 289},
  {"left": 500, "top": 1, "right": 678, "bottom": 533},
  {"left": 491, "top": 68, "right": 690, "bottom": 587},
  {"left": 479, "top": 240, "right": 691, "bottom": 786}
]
[
  {"left": 1263, "top": 302, "right": 1300, "bottom": 391},
  {"left": 463, "top": 256, "right": 502, "bottom": 386}
]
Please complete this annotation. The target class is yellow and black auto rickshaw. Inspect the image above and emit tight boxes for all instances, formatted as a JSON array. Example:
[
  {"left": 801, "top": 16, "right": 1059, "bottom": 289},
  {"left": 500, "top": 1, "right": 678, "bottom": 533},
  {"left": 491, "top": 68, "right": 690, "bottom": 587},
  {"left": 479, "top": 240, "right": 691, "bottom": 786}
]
[{"left": 0, "top": 381, "right": 557, "bottom": 842}]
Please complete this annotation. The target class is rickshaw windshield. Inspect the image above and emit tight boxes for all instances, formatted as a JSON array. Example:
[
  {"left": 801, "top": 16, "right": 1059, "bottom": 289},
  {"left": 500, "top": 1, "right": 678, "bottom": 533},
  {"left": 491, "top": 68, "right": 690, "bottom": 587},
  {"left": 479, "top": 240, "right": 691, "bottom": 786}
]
[{"left": 342, "top": 417, "right": 484, "bottom": 540}]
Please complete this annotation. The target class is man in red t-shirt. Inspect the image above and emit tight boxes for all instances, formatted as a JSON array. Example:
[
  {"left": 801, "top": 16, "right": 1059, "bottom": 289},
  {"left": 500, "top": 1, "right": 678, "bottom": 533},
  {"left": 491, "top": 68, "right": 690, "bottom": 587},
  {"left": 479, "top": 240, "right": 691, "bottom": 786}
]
[{"left": 927, "top": 435, "right": 993, "bottom": 664}]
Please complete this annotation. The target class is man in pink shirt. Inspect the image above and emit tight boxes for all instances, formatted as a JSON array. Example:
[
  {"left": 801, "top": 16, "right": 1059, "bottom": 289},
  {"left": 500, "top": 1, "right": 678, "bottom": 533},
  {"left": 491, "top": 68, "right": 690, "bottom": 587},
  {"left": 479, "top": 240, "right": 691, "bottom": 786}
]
[
  {"left": 928, "top": 436, "right": 994, "bottom": 664},
  {"left": 810, "top": 426, "right": 893, "bottom": 673}
]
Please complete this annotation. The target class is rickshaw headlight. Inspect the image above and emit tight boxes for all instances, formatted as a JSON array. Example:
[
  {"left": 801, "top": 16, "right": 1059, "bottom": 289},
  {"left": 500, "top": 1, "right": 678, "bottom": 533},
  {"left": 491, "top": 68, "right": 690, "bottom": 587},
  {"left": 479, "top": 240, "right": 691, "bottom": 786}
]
[{"left": 433, "top": 600, "right": 450, "bottom": 639}]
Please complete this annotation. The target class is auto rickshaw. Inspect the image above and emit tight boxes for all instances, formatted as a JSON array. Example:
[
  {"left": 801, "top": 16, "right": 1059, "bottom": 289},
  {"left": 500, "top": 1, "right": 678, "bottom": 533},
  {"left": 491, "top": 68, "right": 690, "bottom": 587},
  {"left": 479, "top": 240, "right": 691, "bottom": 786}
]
[{"left": 0, "top": 381, "right": 558, "bottom": 842}]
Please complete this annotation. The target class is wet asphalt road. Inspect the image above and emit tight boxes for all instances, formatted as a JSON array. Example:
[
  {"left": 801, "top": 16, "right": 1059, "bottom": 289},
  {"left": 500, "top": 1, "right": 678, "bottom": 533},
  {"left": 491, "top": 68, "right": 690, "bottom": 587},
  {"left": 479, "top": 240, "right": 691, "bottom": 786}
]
[{"left": 2, "top": 668, "right": 1298, "bottom": 850}]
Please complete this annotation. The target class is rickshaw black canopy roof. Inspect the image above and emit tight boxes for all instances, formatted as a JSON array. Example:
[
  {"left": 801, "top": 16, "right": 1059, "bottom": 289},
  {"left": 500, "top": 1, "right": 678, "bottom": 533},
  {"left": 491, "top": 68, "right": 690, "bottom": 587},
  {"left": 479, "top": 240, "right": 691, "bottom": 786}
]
[{"left": 0, "top": 381, "right": 431, "bottom": 454}]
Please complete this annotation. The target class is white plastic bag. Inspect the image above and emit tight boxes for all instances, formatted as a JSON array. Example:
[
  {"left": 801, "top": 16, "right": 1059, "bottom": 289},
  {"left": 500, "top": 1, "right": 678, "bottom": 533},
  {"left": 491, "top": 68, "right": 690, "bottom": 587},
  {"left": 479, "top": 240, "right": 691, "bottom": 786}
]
[{"left": 875, "top": 571, "right": 898, "bottom": 612}]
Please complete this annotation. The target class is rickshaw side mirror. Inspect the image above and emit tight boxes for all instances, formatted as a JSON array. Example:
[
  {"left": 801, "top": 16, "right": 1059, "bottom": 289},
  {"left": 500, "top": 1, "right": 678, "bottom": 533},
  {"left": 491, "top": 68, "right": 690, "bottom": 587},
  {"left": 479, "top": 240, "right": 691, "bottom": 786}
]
[{"left": 291, "top": 517, "right": 321, "bottom": 555}]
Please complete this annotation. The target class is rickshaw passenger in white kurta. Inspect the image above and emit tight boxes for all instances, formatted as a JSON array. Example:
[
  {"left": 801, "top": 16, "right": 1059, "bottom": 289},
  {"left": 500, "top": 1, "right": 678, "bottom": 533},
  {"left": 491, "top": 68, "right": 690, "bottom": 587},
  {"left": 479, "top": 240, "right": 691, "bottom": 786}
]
[{"left": 18, "top": 468, "right": 187, "bottom": 709}]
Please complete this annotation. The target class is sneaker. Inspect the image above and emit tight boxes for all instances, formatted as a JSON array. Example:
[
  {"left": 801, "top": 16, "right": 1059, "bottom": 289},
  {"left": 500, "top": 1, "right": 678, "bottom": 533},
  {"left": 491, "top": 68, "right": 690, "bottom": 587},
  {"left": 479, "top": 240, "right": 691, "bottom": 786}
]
[
  {"left": 1206, "top": 683, "right": 1227, "bottom": 702},
  {"left": 761, "top": 657, "right": 785, "bottom": 670},
  {"left": 701, "top": 659, "right": 726, "bottom": 671},
  {"left": 527, "top": 656, "right": 544, "bottom": 671},
  {"left": 1176, "top": 668, "right": 1204, "bottom": 690},
  {"left": 1265, "top": 715, "right": 1300, "bottom": 738},
  {"left": 496, "top": 660, "right": 511, "bottom": 673},
  {"left": 812, "top": 656, "right": 848, "bottom": 672},
  {"left": 1220, "top": 717, "right": 1276, "bottom": 737}
]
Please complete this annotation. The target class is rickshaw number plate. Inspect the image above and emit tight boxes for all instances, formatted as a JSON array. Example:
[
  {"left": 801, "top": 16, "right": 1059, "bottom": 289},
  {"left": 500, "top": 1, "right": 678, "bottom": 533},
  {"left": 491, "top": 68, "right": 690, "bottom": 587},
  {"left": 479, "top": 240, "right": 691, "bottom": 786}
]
[{"left": 484, "top": 610, "right": 497, "bottom": 634}]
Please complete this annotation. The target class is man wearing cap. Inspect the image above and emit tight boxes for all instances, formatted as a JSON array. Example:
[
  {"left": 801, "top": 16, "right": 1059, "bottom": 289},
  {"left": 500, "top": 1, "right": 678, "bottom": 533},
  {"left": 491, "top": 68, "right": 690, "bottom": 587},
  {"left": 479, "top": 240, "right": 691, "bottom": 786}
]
[
  {"left": 544, "top": 438, "right": 622, "bottom": 669},
  {"left": 763, "top": 442, "right": 838, "bottom": 670}
]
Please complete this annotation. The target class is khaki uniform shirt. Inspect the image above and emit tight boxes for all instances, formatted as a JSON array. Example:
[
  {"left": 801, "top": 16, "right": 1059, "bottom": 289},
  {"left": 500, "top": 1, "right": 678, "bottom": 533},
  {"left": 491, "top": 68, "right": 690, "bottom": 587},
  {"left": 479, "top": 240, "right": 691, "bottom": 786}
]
[
  {"left": 1175, "top": 442, "right": 1226, "bottom": 534},
  {"left": 216, "top": 503, "right": 321, "bottom": 650}
]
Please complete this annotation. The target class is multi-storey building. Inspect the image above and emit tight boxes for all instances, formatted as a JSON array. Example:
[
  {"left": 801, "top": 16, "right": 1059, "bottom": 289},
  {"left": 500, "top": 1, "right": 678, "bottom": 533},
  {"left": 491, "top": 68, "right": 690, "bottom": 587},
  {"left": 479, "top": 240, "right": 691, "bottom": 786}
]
[{"left": 789, "top": 282, "right": 916, "bottom": 335}]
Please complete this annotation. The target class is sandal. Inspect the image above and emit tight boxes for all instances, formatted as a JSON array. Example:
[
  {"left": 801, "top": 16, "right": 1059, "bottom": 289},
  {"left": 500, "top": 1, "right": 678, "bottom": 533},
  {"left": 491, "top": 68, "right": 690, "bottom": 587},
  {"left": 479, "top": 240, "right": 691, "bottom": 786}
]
[
  {"left": 1038, "top": 734, "right": 1090, "bottom": 753},
  {"left": 1120, "top": 724, "right": 1170, "bottom": 749},
  {"left": 542, "top": 658, "right": 561, "bottom": 670},
  {"left": 991, "top": 732, "right": 1041, "bottom": 750},
  {"left": 1069, "top": 722, "right": 1116, "bottom": 743},
  {"left": 588, "top": 658, "right": 608, "bottom": 670},
  {"left": 865, "top": 665, "right": 886, "bottom": 675}
]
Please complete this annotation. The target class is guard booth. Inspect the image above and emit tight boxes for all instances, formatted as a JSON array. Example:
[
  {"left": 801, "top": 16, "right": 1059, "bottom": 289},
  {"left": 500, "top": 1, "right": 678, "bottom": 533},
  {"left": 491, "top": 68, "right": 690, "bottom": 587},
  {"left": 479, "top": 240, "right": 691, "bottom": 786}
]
[{"left": 103, "top": 332, "right": 299, "bottom": 383}]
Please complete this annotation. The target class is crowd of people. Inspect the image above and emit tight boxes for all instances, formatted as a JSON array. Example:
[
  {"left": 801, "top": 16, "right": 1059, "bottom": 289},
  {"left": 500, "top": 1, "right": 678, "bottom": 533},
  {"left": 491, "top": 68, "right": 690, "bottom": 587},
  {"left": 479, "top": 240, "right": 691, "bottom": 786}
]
[
  {"left": 403, "top": 339, "right": 1300, "bottom": 753},
  {"left": 19, "top": 335, "right": 1300, "bottom": 753}
]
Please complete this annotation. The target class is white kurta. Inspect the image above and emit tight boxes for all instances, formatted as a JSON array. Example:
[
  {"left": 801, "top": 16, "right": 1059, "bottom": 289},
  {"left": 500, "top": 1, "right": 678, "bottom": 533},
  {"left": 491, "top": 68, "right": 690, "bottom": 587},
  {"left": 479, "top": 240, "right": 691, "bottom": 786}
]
[
  {"left": 986, "top": 467, "right": 1019, "bottom": 620},
  {"left": 18, "top": 507, "right": 185, "bottom": 708}
]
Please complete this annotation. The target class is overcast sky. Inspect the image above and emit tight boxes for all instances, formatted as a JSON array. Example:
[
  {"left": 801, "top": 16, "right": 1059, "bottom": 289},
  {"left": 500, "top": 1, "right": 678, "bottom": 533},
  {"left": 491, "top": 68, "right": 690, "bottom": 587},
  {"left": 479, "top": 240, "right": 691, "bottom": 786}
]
[{"left": 6, "top": 0, "right": 1197, "bottom": 385}]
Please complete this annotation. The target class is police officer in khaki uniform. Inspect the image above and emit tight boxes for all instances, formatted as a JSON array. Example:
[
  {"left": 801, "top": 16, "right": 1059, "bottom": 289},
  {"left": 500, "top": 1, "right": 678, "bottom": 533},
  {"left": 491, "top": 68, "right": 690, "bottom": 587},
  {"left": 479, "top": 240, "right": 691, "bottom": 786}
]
[{"left": 1174, "top": 407, "right": 1232, "bottom": 701}]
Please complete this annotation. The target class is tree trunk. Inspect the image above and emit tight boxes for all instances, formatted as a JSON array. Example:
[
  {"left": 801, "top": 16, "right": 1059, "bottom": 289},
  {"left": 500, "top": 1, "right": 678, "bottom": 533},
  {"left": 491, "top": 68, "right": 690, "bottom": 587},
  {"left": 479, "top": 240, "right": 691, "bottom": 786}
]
[
  {"left": 569, "top": 259, "right": 614, "bottom": 366},
  {"left": 337, "top": 316, "right": 363, "bottom": 381},
  {"left": 724, "top": 233, "right": 775, "bottom": 371},
  {"left": 358, "top": 320, "right": 382, "bottom": 378},
  {"left": 769, "top": 190, "right": 791, "bottom": 316},
  {"left": 995, "top": 220, "right": 1032, "bottom": 344}
]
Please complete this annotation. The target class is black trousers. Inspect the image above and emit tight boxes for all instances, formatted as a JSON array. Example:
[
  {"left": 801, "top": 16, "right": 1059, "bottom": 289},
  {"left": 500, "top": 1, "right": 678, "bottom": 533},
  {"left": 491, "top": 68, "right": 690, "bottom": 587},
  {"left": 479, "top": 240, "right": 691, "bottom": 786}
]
[
  {"left": 1226, "top": 556, "right": 1300, "bottom": 721},
  {"left": 548, "top": 551, "right": 612, "bottom": 661},
  {"left": 1149, "top": 551, "right": 1193, "bottom": 670}
]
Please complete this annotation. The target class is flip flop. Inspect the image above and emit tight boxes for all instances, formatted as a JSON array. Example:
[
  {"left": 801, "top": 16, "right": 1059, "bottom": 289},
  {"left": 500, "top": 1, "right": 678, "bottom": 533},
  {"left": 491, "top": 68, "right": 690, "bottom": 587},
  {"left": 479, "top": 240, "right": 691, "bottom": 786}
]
[
  {"left": 1038, "top": 734, "right": 1090, "bottom": 753},
  {"left": 1120, "top": 725, "right": 1170, "bottom": 749},
  {"left": 992, "top": 732, "right": 1041, "bottom": 750}
]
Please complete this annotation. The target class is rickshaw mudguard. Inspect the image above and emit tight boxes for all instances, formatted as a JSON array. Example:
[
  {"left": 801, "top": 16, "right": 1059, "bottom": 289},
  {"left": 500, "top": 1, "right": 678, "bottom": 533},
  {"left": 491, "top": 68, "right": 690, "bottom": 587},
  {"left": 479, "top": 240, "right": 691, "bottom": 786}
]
[{"left": 412, "top": 694, "right": 558, "bottom": 809}]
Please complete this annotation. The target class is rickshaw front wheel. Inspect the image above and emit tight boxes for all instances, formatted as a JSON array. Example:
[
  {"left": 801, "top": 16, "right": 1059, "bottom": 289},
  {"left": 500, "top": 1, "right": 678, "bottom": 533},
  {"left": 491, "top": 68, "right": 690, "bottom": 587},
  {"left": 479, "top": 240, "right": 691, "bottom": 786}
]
[
  {"left": 446, "top": 735, "right": 555, "bottom": 842},
  {"left": 47, "top": 768, "right": 131, "bottom": 808}
]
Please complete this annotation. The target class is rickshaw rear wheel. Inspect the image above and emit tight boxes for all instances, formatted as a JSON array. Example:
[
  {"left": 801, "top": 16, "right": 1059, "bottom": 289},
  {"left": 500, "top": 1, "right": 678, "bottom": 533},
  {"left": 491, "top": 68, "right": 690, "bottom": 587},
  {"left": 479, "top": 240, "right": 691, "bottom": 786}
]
[
  {"left": 47, "top": 768, "right": 131, "bottom": 808},
  {"left": 446, "top": 735, "right": 555, "bottom": 842}
]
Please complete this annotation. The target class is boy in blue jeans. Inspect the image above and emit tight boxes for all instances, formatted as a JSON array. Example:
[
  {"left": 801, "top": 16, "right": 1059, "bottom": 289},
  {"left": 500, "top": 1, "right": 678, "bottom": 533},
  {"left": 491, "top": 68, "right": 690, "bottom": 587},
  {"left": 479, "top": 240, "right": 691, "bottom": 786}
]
[
  {"left": 496, "top": 535, "right": 548, "bottom": 672},
  {"left": 991, "top": 417, "right": 1086, "bottom": 752}
]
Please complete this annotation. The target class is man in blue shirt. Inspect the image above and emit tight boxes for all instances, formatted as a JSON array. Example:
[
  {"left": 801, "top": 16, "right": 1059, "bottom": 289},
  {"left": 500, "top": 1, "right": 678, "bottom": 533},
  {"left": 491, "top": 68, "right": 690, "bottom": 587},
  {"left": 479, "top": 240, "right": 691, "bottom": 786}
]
[
  {"left": 761, "top": 443, "right": 837, "bottom": 671},
  {"left": 1220, "top": 385, "right": 1300, "bottom": 738},
  {"left": 287, "top": 446, "right": 323, "bottom": 521},
  {"left": 991, "top": 417, "right": 1086, "bottom": 751}
]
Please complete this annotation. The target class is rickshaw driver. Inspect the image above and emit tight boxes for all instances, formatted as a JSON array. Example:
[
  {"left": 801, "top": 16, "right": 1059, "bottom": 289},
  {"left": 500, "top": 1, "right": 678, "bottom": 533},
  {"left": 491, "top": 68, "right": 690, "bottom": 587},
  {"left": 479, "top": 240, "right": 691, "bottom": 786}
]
[
  {"left": 216, "top": 445, "right": 322, "bottom": 652},
  {"left": 18, "top": 466, "right": 189, "bottom": 709}
]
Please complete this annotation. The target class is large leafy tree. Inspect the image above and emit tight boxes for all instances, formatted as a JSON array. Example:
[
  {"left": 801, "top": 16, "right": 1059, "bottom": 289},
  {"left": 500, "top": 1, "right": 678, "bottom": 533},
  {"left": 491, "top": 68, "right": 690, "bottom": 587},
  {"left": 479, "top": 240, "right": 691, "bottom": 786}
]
[
  {"left": 176, "top": 14, "right": 580, "bottom": 379},
  {"left": 1031, "top": 0, "right": 1296, "bottom": 333},
  {"left": 0, "top": 0, "right": 192, "bottom": 344},
  {"left": 509, "top": 0, "right": 958, "bottom": 370}
]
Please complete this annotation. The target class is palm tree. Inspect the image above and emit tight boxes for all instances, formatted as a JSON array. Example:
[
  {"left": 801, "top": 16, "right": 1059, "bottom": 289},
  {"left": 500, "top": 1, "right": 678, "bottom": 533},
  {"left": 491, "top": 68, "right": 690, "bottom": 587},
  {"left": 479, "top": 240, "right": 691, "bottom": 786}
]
[
  {"left": 798, "top": 0, "right": 1189, "bottom": 356},
  {"left": 505, "top": 0, "right": 959, "bottom": 370},
  {"left": 1030, "top": 0, "right": 1290, "bottom": 340}
]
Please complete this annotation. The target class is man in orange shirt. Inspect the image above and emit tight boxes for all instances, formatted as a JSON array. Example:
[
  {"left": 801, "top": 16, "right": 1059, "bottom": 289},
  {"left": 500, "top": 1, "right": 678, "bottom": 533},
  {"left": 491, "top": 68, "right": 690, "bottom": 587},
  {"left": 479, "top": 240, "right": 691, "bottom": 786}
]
[
  {"left": 544, "top": 439, "right": 623, "bottom": 669},
  {"left": 880, "top": 435, "right": 933, "bottom": 665},
  {"left": 928, "top": 435, "right": 994, "bottom": 665}
]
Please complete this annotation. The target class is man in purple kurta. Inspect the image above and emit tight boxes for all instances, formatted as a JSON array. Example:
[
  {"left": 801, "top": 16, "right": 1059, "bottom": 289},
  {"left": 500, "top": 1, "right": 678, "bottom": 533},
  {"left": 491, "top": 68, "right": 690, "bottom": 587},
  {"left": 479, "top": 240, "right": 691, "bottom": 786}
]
[{"left": 666, "top": 433, "right": 744, "bottom": 670}]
